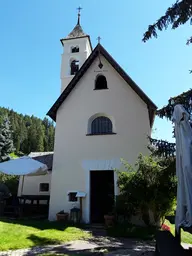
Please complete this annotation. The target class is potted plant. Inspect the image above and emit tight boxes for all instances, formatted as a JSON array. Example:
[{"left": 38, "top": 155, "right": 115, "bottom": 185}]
[
  {"left": 104, "top": 210, "right": 115, "bottom": 227},
  {"left": 56, "top": 210, "right": 69, "bottom": 221}
]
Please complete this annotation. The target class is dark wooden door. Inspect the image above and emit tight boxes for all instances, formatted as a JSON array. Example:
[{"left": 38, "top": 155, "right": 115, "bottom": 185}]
[{"left": 90, "top": 170, "right": 114, "bottom": 223}]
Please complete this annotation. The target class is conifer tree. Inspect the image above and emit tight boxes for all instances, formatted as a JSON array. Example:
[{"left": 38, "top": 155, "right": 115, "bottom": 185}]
[
  {"left": 0, "top": 107, "right": 55, "bottom": 154},
  {"left": 36, "top": 121, "right": 45, "bottom": 152},
  {"left": 0, "top": 117, "right": 15, "bottom": 162},
  {"left": 143, "top": 0, "right": 192, "bottom": 44}
]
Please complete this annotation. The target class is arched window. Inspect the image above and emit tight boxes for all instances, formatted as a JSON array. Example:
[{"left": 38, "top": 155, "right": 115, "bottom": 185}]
[
  {"left": 70, "top": 60, "right": 79, "bottom": 75},
  {"left": 95, "top": 75, "right": 108, "bottom": 90},
  {"left": 71, "top": 46, "right": 79, "bottom": 53},
  {"left": 91, "top": 116, "right": 113, "bottom": 134}
]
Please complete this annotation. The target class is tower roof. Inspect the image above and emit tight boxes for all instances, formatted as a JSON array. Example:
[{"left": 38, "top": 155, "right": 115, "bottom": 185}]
[
  {"left": 64, "top": 24, "right": 88, "bottom": 40},
  {"left": 61, "top": 7, "right": 90, "bottom": 43}
]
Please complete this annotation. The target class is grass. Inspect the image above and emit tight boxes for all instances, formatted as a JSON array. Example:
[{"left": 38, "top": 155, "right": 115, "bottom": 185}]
[
  {"left": 0, "top": 220, "right": 91, "bottom": 251},
  {"left": 39, "top": 254, "right": 86, "bottom": 256},
  {"left": 9, "top": 152, "right": 18, "bottom": 159},
  {"left": 39, "top": 254, "right": 85, "bottom": 256},
  {"left": 165, "top": 219, "right": 192, "bottom": 244}
]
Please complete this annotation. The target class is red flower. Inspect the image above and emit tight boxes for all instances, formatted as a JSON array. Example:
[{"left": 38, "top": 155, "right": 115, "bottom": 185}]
[{"left": 161, "top": 224, "right": 171, "bottom": 232}]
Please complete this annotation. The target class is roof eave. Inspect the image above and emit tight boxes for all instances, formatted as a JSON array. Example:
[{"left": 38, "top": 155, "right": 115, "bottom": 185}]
[
  {"left": 98, "top": 45, "right": 157, "bottom": 110},
  {"left": 47, "top": 45, "right": 99, "bottom": 121},
  {"left": 60, "top": 35, "right": 93, "bottom": 51},
  {"left": 47, "top": 44, "right": 157, "bottom": 123}
]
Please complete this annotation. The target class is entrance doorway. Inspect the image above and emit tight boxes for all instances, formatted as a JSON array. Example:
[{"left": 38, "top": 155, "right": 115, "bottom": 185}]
[{"left": 90, "top": 170, "right": 114, "bottom": 223}]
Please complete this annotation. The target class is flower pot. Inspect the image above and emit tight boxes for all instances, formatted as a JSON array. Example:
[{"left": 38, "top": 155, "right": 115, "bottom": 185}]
[
  {"left": 104, "top": 215, "right": 115, "bottom": 227},
  {"left": 56, "top": 213, "right": 69, "bottom": 221}
]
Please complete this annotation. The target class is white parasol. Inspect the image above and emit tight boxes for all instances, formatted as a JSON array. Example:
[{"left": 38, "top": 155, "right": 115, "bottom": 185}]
[
  {"left": 172, "top": 104, "right": 192, "bottom": 229},
  {"left": 0, "top": 156, "right": 48, "bottom": 176}
]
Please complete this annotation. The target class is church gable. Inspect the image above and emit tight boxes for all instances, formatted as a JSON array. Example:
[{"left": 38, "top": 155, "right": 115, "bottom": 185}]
[{"left": 47, "top": 44, "right": 157, "bottom": 125}]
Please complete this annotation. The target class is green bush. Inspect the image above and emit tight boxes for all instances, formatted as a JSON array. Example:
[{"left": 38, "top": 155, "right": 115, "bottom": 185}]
[
  {"left": 107, "top": 222, "right": 157, "bottom": 240},
  {"left": 116, "top": 154, "right": 177, "bottom": 226},
  {"left": 0, "top": 173, "right": 19, "bottom": 195}
]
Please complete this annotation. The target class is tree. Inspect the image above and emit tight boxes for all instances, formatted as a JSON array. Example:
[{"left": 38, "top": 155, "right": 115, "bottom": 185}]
[
  {"left": 0, "top": 172, "right": 19, "bottom": 195},
  {"left": 0, "top": 107, "right": 55, "bottom": 154},
  {"left": 116, "top": 154, "right": 177, "bottom": 226},
  {"left": 27, "top": 123, "right": 38, "bottom": 153},
  {"left": 36, "top": 121, "right": 45, "bottom": 152},
  {"left": 142, "top": 1, "right": 192, "bottom": 148},
  {"left": 48, "top": 124, "right": 55, "bottom": 151},
  {"left": 0, "top": 116, "right": 15, "bottom": 162},
  {"left": 143, "top": 0, "right": 192, "bottom": 44}
]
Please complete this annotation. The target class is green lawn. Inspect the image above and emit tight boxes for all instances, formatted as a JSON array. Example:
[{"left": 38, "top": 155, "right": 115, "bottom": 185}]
[
  {"left": 165, "top": 219, "right": 192, "bottom": 244},
  {"left": 9, "top": 152, "right": 18, "bottom": 159},
  {"left": 0, "top": 220, "right": 91, "bottom": 251},
  {"left": 39, "top": 254, "right": 84, "bottom": 256}
]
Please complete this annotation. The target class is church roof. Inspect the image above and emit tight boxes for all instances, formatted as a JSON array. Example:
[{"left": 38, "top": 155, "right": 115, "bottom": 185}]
[{"left": 47, "top": 44, "right": 157, "bottom": 127}]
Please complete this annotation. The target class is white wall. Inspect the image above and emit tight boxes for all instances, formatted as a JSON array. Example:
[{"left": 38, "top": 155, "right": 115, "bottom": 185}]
[
  {"left": 49, "top": 55, "right": 152, "bottom": 222},
  {"left": 17, "top": 173, "right": 52, "bottom": 196}
]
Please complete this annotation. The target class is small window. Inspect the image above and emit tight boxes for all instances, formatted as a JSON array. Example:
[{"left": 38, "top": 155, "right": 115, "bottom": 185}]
[
  {"left": 68, "top": 192, "right": 77, "bottom": 202},
  {"left": 70, "top": 60, "right": 79, "bottom": 75},
  {"left": 95, "top": 75, "right": 108, "bottom": 90},
  {"left": 91, "top": 116, "right": 113, "bottom": 134},
  {"left": 71, "top": 46, "right": 79, "bottom": 53},
  {"left": 39, "top": 183, "right": 49, "bottom": 192}
]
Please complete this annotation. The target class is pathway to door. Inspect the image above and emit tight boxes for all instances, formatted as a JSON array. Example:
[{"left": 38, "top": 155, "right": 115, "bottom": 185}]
[{"left": 0, "top": 236, "right": 155, "bottom": 255}]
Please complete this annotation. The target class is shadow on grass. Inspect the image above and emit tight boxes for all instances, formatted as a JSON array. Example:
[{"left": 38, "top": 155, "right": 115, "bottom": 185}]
[
  {"left": 26, "top": 237, "right": 155, "bottom": 256},
  {"left": 0, "top": 218, "right": 85, "bottom": 231},
  {"left": 27, "top": 234, "right": 61, "bottom": 246},
  {"left": 26, "top": 234, "right": 119, "bottom": 256}
]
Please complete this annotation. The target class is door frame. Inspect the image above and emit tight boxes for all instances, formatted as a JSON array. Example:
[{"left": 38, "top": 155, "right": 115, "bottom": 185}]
[
  {"left": 85, "top": 169, "right": 118, "bottom": 223},
  {"left": 89, "top": 170, "right": 115, "bottom": 223},
  {"left": 82, "top": 159, "right": 121, "bottom": 223}
]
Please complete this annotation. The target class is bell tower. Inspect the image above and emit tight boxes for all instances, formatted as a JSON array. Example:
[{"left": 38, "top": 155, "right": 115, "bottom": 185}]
[{"left": 60, "top": 8, "right": 92, "bottom": 93}]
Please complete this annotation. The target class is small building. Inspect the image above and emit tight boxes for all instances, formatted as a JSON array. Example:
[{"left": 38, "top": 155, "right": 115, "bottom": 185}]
[{"left": 17, "top": 152, "right": 53, "bottom": 197}]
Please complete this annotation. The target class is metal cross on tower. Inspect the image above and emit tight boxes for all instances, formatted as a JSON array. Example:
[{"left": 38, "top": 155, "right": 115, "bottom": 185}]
[
  {"left": 97, "top": 36, "right": 101, "bottom": 44},
  {"left": 77, "top": 7, "right": 82, "bottom": 25},
  {"left": 77, "top": 6, "right": 82, "bottom": 14}
]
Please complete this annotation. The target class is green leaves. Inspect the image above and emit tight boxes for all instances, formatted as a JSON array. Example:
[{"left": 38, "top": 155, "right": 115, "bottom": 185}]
[
  {"left": 143, "top": 0, "right": 192, "bottom": 44},
  {"left": 0, "top": 173, "right": 19, "bottom": 195},
  {"left": 116, "top": 154, "right": 177, "bottom": 226},
  {"left": 0, "top": 107, "right": 55, "bottom": 155}
]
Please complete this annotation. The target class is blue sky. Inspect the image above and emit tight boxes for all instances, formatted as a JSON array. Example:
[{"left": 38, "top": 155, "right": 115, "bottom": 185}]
[{"left": 0, "top": 0, "right": 191, "bottom": 141}]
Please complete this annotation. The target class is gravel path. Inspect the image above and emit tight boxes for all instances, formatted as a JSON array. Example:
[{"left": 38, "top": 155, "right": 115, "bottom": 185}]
[{"left": 0, "top": 236, "right": 155, "bottom": 256}]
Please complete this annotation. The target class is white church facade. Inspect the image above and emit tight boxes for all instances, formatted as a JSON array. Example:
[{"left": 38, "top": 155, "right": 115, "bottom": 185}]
[{"left": 18, "top": 12, "right": 157, "bottom": 223}]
